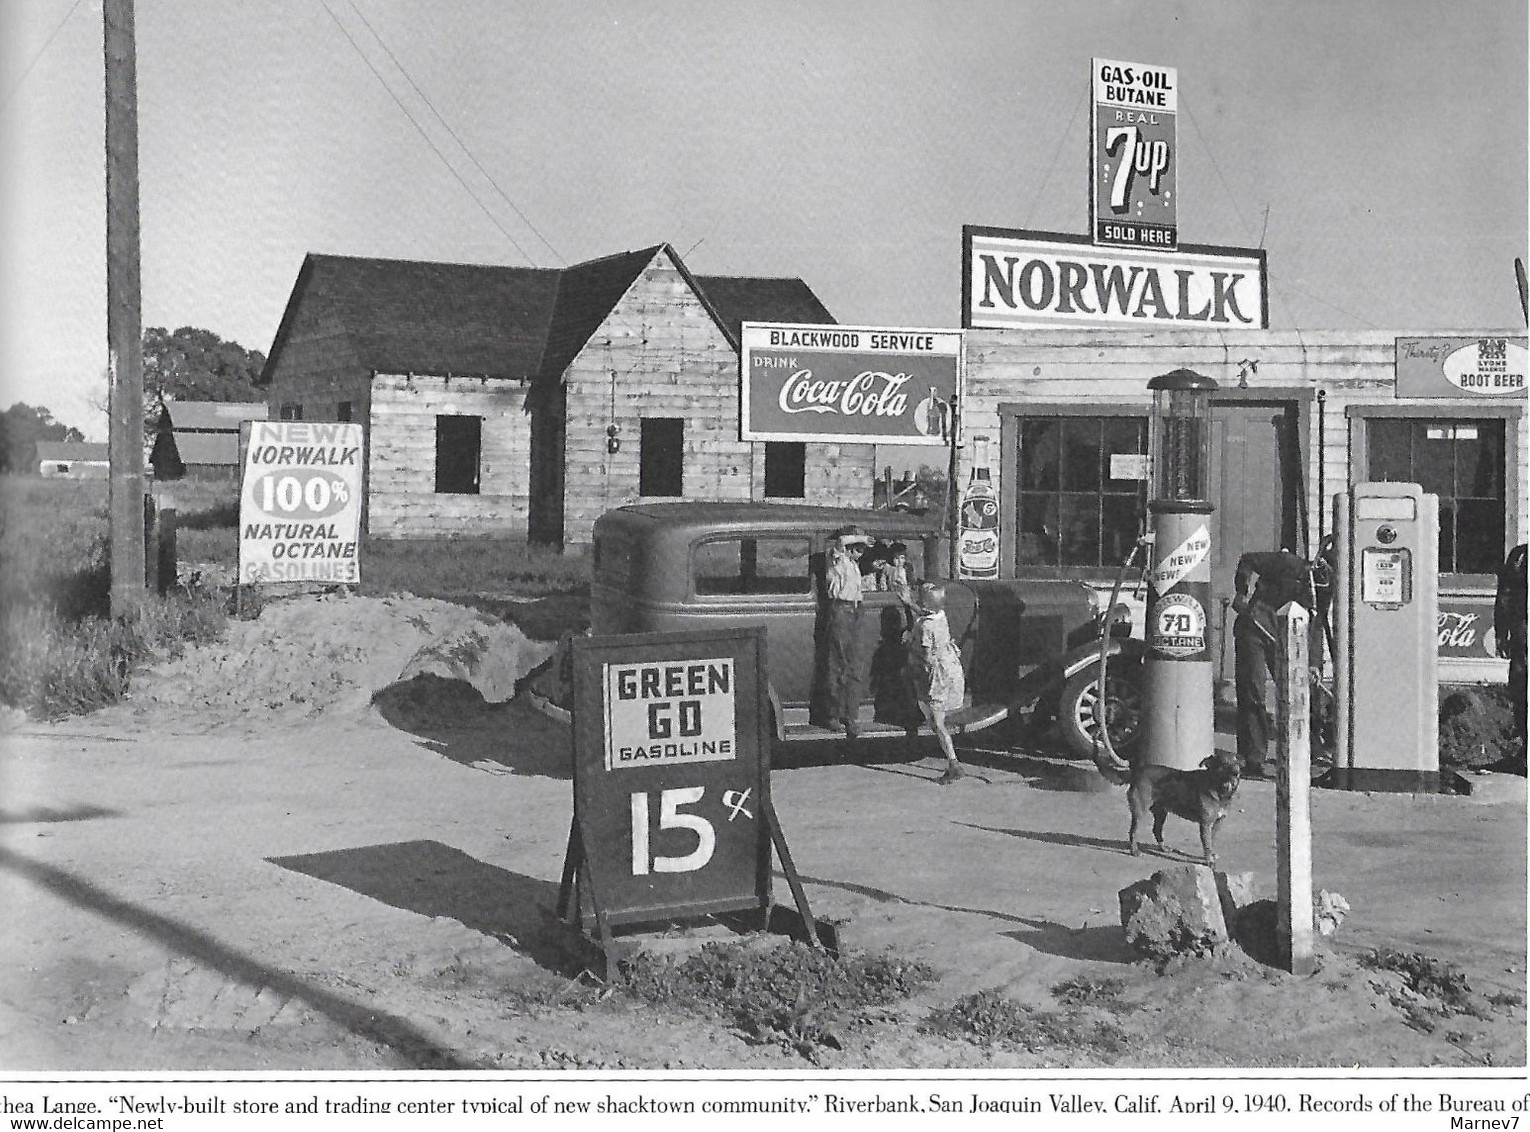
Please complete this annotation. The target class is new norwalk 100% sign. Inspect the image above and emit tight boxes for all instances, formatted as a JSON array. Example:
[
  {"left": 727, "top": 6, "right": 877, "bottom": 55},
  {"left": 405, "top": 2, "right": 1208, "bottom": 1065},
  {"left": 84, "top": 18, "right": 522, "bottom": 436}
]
[
  {"left": 238, "top": 421, "right": 364, "bottom": 584},
  {"left": 563, "top": 628, "right": 774, "bottom": 931}
]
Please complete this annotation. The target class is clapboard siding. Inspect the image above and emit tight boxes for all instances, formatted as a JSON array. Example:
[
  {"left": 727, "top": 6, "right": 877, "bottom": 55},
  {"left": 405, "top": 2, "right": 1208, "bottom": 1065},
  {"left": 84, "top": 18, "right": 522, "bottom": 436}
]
[
  {"left": 962, "top": 328, "right": 1527, "bottom": 570},
  {"left": 553, "top": 248, "right": 871, "bottom": 547},
  {"left": 366, "top": 374, "right": 531, "bottom": 538}
]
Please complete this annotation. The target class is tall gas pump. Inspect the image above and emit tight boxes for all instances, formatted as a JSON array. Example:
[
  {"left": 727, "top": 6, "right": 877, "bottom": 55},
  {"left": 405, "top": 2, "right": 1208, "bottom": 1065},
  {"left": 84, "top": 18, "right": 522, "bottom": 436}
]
[{"left": 1141, "top": 370, "right": 1218, "bottom": 771}]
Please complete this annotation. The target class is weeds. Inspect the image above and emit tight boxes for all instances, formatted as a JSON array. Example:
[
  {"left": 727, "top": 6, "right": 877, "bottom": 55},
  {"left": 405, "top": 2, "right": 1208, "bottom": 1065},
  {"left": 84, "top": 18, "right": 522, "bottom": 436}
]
[
  {"left": 0, "top": 475, "right": 230, "bottom": 717},
  {"left": 923, "top": 988, "right": 1130, "bottom": 1057},
  {"left": 363, "top": 538, "right": 589, "bottom": 600},
  {"left": 618, "top": 942, "right": 934, "bottom": 1056}
]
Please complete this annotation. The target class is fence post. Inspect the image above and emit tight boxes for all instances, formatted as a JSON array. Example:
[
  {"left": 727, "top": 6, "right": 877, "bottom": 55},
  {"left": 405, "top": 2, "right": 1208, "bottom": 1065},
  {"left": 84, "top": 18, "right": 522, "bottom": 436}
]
[{"left": 1275, "top": 601, "right": 1315, "bottom": 976}]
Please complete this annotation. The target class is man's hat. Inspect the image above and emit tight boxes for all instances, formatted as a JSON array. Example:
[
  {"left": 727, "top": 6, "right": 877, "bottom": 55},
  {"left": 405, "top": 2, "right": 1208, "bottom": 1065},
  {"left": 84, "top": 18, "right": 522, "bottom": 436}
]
[{"left": 831, "top": 524, "right": 872, "bottom": 547}]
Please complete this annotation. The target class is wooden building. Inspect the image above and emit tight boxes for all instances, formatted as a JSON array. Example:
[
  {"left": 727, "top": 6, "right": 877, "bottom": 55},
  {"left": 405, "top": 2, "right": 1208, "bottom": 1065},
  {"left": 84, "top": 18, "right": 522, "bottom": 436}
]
[
  {"left": 36, "top": 441, "right": 108, "bottom": 479},
  {"left": 958, "top": 327, "right": 1526, "bottom": 686},
  {"left": 149, "top": 400, "right": 268, "bottom": 480},
  {"left": 259, "top": 245, "right": 873, "bottom": 546}
]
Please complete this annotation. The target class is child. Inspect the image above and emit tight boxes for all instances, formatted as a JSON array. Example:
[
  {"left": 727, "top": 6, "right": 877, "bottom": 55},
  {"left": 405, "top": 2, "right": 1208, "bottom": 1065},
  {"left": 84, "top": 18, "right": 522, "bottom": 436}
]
[
  {"left": 875, "top": 541, "right": 913, "bottom": 604},
  {"left": 907, "top": 581, "right": 966, "bottom": 784}
]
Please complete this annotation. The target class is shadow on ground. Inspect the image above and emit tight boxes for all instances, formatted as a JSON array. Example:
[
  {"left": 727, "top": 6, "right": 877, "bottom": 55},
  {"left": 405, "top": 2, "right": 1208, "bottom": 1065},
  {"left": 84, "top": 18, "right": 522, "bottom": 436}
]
[
  {"left": 269, "top": 839, "right": 585, "bottom": 974},
  {"left": 0, "top": 845, "right": 479, "bottom": 1069},
  {"left": 371, "top": 675, "right": 572, "bottom": 779}
]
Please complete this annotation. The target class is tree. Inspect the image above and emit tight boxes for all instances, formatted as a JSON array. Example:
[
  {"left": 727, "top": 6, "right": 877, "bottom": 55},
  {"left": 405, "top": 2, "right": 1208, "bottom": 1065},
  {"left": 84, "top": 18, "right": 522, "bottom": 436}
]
[
  {"left": 143, "top": 326, "right": 267, "bottom": 410},
  {"left": 0, "top": 403, "right": 86, "bottom": 473}
]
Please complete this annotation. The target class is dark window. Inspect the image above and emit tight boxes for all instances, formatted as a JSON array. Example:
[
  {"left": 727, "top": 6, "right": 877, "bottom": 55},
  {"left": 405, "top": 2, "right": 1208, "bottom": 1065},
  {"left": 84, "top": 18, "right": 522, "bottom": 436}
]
[
  {"left": 1367, "top": 418, "right": 1505, "bottom": 574},
  {"left": 694, "top": 537, "right": 812, "bottom": 596},
  {"left": 1016, "top": 415, "right": 1148, "bottom": 568},
  {"left": 639, "top": 418, "right": 684, "bottom": 497},
  {"left": 764, "top": 442, "right": 806, "bottom": 498},
  {"left": 337, "top": 401, "right": 353, "bottom": 422},
  {"left": 279, "top": 403, "right": 303, "bottom": 421},
  {"left": 435, "top": 414, "right": 482, "bottom": 494}
]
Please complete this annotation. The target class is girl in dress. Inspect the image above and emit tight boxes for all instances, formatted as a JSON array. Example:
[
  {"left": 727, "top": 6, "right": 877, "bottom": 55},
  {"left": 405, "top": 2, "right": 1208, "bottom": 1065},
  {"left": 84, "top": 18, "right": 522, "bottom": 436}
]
[{"left": 907, "top": 581, "right": 966, "bottom": 784}]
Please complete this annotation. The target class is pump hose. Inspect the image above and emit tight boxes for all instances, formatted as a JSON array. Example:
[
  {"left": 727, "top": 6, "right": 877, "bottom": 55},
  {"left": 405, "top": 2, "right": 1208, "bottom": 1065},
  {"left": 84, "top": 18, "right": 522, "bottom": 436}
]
[{"left": 1091, "top": 535, "right": 1153, "bottom": 781}]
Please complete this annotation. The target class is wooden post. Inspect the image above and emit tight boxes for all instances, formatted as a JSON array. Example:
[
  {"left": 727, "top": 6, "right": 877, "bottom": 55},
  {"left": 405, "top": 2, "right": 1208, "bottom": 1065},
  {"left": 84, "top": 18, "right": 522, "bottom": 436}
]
[
  {"left": 1275, "top": 601, "right": 1315, "bottom": 975},
  {"left": 105, "top": 0, "right": 146, "bottom": 616}
]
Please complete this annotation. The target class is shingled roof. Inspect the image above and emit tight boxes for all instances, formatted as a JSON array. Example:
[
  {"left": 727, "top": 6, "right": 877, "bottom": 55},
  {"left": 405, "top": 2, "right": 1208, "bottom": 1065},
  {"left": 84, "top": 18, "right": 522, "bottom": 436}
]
[{"left": 260, "top": 244, "right": 834, "bottom": 386}]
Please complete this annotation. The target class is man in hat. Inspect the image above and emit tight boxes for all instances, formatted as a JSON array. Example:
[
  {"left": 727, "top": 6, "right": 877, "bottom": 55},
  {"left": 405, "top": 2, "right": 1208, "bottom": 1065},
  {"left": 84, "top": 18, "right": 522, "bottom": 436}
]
[
  {"left": 1232, "top": 547, "right": 1315, "bottom": 777},
  {"left": 821, "top": 524, "right": 872, "bottom": 739}
]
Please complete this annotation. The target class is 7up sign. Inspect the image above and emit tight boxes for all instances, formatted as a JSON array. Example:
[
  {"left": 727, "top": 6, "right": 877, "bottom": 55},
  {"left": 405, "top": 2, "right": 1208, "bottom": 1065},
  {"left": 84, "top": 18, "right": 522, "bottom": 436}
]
[
  {"left": 238, "top": 421, "right": 364, "bottom": 584},
  {"left": 1091, "top": 58, "right": 1178, "bottom": 251}
]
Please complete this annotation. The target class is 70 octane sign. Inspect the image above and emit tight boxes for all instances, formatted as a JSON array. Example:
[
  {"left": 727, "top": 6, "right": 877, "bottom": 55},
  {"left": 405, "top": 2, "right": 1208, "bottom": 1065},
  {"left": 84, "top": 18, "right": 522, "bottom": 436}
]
[{"left": 569, "top": 630, "right": 771, "bottom": 925}]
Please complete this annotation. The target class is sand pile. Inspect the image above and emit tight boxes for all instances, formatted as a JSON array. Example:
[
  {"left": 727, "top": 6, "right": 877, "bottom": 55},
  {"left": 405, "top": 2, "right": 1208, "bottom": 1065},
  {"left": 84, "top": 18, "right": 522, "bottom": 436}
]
[{"left": 121, "top": 593, "right": 555, "bottom": 730}]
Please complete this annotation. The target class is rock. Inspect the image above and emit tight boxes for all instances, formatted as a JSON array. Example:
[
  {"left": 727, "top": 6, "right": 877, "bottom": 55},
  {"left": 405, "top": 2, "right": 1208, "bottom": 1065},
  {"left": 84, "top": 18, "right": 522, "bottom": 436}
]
[
  {"left": 1315, "top": 890, "right": 1351, "bottom": 936},
  {"left": 1118, "top": 865, "right": 1231, "bottom": 959}
]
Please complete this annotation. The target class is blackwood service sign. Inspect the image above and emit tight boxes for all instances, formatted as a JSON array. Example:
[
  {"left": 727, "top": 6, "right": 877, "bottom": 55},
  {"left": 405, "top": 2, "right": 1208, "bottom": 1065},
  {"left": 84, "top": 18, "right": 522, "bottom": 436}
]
[
  {"left": 238, "top": 421, "right": 364, "bottom": 584},
  {"left": 740, "top": 322, "right": 962, "bottom": 445}
]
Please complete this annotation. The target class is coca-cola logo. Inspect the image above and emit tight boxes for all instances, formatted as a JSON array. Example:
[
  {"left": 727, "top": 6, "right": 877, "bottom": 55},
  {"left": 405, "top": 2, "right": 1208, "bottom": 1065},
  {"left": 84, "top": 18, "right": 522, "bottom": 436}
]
[{"left": 778, "top": 370, "right": 911, "bottom": 417}]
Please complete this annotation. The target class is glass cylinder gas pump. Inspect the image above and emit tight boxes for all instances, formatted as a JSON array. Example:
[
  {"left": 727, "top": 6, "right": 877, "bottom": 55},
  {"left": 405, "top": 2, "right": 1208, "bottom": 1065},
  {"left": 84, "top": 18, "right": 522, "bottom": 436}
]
[{"left": 1142, "top": 369, "right": 1218, "bottom": 771}]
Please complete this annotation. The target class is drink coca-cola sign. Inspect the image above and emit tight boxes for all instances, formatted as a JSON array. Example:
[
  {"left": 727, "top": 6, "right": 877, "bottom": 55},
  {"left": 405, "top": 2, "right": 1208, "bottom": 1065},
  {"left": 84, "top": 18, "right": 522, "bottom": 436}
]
[{"left": 740, "top": 322, "right": 962, "bottom": 444}]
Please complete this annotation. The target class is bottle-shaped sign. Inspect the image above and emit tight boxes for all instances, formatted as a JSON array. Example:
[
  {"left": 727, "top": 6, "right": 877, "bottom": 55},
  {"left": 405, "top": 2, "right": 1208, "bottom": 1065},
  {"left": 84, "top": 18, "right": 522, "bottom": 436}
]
[{"left": 958, "top": 436, "right": 999, "bottom": 579}]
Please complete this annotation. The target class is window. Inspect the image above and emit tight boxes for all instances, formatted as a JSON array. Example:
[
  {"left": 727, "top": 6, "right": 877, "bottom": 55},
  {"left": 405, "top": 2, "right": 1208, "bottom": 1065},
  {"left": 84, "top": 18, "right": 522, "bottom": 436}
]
[
  {"left": 279, "top": 403, "right": 303, "bottom": 421},
  {"left": 1015, "top": 414, "right": 1147, "bottom": 569},
  {"left": 639, "top": 418, "right": 684, "bottom": 497},
  {"left": 694, "top": 537, "right": 812, "bottom": 596},
  {"left": 337, "top": 401, "right": 353, "bottom": 422},
  {"left": 1366, "top": 417, "right": 1506, "bottom": 574},
  {"left": 435, "top": 414, "right": 482, "bottom": 494},
  {"left": 764, "top": 442, "right": 806, "bottom": 498}
]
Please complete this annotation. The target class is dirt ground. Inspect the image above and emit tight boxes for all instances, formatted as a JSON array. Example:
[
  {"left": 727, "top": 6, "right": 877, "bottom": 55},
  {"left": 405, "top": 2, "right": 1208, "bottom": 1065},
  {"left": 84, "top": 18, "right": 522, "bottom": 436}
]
[{"left": 0, "top": 593, "right": 1525, "bottom": 1072}]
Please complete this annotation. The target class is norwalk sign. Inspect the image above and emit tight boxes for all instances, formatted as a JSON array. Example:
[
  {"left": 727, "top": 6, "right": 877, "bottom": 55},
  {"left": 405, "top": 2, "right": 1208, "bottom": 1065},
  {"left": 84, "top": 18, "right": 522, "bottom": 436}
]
[
  {"left": 239, "top": 420, "right": 364, "bottom": 584},
  {"left": 963, "top": 227, "right": 1267, "bottom": 331}
]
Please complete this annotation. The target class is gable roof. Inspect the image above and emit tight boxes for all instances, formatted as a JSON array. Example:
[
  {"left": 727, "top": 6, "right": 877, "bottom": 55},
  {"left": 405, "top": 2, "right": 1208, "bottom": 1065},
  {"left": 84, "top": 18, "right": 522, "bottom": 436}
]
[
  {"left": 260, "top": 245, "right": 835, "bottom": 386},
  {"left": 163, "top": 401, "right": 269, "bottom": 431},
  {"left": 37, "top": 441, "right": 108, "bottom": 463}
]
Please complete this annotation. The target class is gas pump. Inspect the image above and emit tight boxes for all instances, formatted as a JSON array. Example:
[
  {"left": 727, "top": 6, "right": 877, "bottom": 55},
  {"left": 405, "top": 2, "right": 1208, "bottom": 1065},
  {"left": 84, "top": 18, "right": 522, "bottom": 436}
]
[
  {"left": 1327, "top": 482, "right": 1456, "bottom": 792},
  {"left": 1140, "top": 370, "right": 1218, "bottom": 771}
]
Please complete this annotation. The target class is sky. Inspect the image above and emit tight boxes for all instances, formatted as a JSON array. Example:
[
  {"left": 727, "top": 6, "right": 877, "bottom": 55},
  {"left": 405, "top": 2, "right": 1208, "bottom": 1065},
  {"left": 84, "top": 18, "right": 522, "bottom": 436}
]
[{"left": 1, "top": 0, "right": 1526, "bottom": 448}]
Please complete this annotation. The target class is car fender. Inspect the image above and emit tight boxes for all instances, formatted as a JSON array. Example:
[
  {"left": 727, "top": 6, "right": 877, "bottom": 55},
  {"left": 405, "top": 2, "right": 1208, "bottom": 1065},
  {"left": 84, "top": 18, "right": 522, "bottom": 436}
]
[{"left": 1057, "top": 634, "right": 1148, "bottom": 682}]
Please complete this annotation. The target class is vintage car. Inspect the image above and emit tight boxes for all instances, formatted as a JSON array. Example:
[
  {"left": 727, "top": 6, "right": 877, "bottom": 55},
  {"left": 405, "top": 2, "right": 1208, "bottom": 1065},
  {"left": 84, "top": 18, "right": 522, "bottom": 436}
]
[{"left": 537, "top": 502, "right": 1147, "bottom": 755}]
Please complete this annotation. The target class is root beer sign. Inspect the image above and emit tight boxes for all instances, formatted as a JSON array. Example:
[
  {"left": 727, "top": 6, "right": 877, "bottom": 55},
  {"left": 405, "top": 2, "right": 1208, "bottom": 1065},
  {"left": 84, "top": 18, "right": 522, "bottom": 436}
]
[
  {"left": 739, "top": 322, "right": 961, "bottom": 445},
  {"left": 564, "top": 628, "right": 774, "bottom": 929},
  {"left": 238, "top": 421, "right": 364, "bottom": 584}
]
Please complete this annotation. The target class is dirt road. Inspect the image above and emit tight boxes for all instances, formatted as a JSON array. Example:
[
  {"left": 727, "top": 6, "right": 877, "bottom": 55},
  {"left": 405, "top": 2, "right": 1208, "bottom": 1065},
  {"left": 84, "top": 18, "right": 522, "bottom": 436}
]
[{"left": 0, "top": 596, "right": 1524, "bottom": 1071}]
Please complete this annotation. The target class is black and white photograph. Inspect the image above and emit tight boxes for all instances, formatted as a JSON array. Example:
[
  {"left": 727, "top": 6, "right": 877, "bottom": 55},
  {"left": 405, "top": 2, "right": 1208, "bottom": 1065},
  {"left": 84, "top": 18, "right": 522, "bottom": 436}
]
[{"left": 1, "top": 0, "right": 1527, "bottom": 1122}]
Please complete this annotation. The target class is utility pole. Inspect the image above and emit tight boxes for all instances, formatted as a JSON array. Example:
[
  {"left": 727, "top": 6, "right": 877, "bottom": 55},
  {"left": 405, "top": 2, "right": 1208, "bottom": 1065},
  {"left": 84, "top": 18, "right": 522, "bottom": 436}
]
[{"left": 105, "top": 0, "right": 146, "bottom": 614}]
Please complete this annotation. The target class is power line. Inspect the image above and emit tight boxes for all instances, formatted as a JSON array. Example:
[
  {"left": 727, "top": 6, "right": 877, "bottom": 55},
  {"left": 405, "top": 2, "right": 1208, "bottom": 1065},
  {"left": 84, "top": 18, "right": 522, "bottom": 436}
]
[
  {"left": 316, "top": 0, "right": 537, "bottom": 265},
  {"left": 0, "top": 0, "right": 85, "bottom": 115},
  {"left": 1022, "top": 86, "right": 1088, "bottom": 231},
  {"left": 1181, "top": 96, "right": 1374, "bottom": 330},
  {"left": 342, "top": 0, "right": 565, "bottom": 265}
]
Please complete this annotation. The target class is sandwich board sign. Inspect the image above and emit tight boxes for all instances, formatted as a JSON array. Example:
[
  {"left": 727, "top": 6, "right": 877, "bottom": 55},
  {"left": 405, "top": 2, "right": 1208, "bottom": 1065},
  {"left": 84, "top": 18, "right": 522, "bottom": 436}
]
[
  {"left": 238, "top": 421, "right": 364, "bottom": 585},
  {"left": 558, "top": 627, "right": 820, "bottom": 970}
]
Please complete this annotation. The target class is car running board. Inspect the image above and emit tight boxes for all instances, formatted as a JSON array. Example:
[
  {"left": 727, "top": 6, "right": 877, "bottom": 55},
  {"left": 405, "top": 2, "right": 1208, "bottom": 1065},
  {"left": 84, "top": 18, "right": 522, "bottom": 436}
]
[{"left": 779, "top": 699, "right": 1011, "bottom": 742}]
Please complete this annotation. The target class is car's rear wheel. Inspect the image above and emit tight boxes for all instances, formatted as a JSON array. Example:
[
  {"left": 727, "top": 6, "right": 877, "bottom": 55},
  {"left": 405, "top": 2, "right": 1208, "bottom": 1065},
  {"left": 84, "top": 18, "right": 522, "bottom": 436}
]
[{"left": 1058, "top": 658, "right": 1144, "bottom": 759}]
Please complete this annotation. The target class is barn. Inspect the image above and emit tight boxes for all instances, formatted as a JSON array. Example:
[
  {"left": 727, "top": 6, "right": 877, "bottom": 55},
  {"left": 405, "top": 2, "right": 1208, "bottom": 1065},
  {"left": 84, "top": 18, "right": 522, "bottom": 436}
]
[
  {"left": 149, "top": 400, "right": 269, "bottom": 480},
  {"left": 36, "top": 441, "right": 109, "bottom": 479},
  {"left": 259, "top": 245, "right": 874, "bottom": 547}
]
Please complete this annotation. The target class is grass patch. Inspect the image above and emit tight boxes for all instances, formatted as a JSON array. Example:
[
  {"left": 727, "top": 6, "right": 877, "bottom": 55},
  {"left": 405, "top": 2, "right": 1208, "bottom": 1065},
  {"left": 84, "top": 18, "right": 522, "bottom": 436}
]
[
  {"left": 618, "top": 941, "right": 935, "bottom": 1056},
  {"left": 923, "top": 988, "right": 1131, "bottom": 1057},
  {"left": 0, "top": 475, "right": 231, "bottom": 717},
  {"left": 362, "top": 538, "right": 589, "bottom": 600}
]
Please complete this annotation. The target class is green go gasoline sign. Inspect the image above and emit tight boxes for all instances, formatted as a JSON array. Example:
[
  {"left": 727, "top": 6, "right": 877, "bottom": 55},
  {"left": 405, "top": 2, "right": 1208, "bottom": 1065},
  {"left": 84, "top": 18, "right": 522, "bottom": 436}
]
[{"left": 561, "top": 628, "right": 775, "bottom": 936}]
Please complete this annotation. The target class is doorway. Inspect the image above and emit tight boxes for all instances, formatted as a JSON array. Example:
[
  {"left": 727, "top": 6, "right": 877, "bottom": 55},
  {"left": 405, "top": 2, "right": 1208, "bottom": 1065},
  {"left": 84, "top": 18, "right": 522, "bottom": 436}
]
[{"left": 1208, "top": 398, "right": 1302, "bottom": 702}]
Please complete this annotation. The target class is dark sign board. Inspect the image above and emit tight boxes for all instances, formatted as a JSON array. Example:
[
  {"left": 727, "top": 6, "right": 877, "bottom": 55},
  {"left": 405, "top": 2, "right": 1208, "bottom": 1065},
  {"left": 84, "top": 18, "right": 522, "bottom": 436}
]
[
  {"left": 1091, "top": 57, "right": 1178, "bottom": 251},
  {"left": 565, "top": 627, "right": 772, "bottom": 928},
  {"left": 1438, "top": 592, "right": 1502, "bottom": 661}
]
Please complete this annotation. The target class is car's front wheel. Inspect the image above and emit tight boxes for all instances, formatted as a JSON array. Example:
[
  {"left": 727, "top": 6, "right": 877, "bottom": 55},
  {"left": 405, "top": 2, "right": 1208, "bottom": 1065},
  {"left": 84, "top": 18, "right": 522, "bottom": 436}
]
[{"left": 1057, "top": 658, "right": 1145, "bottom": 759}]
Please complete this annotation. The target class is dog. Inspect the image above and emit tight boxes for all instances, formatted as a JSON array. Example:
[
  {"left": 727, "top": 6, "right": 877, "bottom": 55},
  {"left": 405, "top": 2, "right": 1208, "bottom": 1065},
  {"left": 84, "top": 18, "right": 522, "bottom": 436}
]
[{"left": 1123, "top": 754, "right": 1242, "bottom": 864}]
